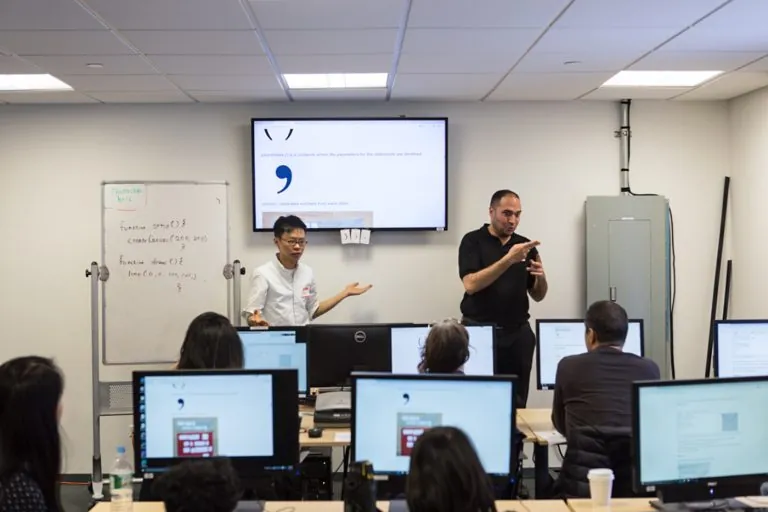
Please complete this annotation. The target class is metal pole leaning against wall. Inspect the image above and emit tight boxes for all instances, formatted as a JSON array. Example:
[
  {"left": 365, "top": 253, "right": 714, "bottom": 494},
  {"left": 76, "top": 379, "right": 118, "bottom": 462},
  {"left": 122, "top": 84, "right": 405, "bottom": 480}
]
[
  {"left": 232, "top": 260, "right": 246, "bottom": 327},
  {"left": 85, "top": 261, "right": 104, "bottom": 498}
]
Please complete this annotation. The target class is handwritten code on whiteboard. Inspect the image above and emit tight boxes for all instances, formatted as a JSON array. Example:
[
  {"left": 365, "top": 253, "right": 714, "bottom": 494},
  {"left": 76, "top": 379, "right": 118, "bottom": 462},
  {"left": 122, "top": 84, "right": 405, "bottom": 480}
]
[{"left": 101, "top": 182, "right": 229, "bottom": 364}]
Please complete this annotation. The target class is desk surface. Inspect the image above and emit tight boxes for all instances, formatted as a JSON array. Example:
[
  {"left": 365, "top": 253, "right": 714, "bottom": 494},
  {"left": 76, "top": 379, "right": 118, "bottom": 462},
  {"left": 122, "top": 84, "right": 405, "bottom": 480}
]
[
  {"left": 517, "top": 408, "right": 558, "bottom": 445},
  {"left": 91, "top": 498, "right": 656, "bottom": 512}
]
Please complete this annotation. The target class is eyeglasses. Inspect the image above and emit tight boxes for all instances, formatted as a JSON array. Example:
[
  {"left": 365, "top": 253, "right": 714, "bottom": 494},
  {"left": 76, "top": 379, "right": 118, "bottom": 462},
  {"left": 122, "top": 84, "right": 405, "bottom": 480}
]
[{"left": 281, "top": 238, "right": 308, "bottom": 247}]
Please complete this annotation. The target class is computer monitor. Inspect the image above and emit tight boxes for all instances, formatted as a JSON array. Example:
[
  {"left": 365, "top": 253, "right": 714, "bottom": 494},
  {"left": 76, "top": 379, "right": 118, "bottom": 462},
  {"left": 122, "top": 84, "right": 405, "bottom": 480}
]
[
  {"left": 714, "top": 320, "right": 768, "bottom": 377},
  {"left": 236, "top": 326, "right": 306, "bottom": 345},
  {"left": 389, "top": 324, "right": 495, "bottom": 375},
  {"left": 307, "top": 324, "right": 392, "bottom": 388},
  {"left": 632, "top": 376, "right": 768, "bottom": 501},
  {"left": 535, "top": 319, "right": 644, "bottom": 390},
  {"left": 351, "top": 373, "right": 516, "bottom": 476},
  {"left": 132, "top": 369, "right": 299, "bottom": 477},
  {"left": 242, "top": 340, "right": 308, "bottom": 396}
]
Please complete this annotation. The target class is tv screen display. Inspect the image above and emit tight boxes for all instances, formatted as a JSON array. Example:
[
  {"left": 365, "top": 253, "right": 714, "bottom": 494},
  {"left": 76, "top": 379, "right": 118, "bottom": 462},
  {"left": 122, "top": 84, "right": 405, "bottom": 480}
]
[{"left": 251, "top": 118, "right": 448, "bottom": 231}]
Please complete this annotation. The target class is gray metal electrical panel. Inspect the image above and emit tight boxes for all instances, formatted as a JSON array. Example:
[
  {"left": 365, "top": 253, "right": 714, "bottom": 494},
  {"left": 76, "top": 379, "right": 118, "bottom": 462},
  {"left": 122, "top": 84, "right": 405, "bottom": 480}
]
[{"left": 585, "top": 195, "right": 671, "bottom": 379}]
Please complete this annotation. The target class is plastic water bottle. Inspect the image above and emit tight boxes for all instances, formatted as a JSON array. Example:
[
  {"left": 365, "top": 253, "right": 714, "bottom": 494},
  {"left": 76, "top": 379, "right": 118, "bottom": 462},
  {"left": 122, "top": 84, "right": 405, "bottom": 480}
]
[{"left": 110, "top": 446, "right": 133, "bottom": 512}]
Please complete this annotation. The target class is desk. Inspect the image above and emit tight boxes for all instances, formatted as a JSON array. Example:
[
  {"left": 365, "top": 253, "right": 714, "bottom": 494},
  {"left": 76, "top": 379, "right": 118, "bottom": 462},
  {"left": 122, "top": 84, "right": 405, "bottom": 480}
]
[
  {"left": 517, "top": 409, "right": 558, "bottom": 498},
  {"left": 90, "top": 498, "right": 657, "bottom": 512}
]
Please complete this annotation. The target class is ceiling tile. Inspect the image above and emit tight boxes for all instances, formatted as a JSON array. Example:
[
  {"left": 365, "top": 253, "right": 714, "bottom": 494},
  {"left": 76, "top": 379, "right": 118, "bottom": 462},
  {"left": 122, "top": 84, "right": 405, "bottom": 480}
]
[
  {"left": 87, "top": 90, "right": 194, "bottom": 103},
  {"left": 264, "top": 29, "right": 397, "bottom": 55},
  {"left": 0, "top": 91, "right": 99, "bottom": 103},
  {"left": 0, "top": 55, "right": 43, "bottom": 74},
  {"left": 487, "top": 72, "right": 613, "bottom": 100},
  {"left": 21, "top": 55, "right": 158, "bottom": 75},
  {"left": 555, "top": 0, "right": 728, "bottom": 28},
  {"left": 739, "top": 56, "right": 768, "bottom": 72},
  {"left": 582, "top": 86, "right": 688, "bottom": 100},
  {"left": 276, "top": 54, "right": 391, "bottom": 74},
  {"left": 290, "top": 89, "right": 387, "bottom": 100},
  {"left": 170, "top": 74, "right": 283, "bottom": 92},
  {"left": 0, "top": 0, "right": 105, "bottom": 30},
  {"left": 0, "top": 30, "right": 134, "bottom": 56},
  {"left": 408, "top": 0, "right": 570, "bottom": 28},
  {"left": 398, "top": 53, "right": 514, "bottom": 73},
  {"left": 58, "top": 74, "right": 178, "bottom": 92},
  {"left": 122, "top": 30, "right": 264, "bottom": 55},
  {"left": 391, "top": 73, "right": 500, "bottom": 99},
  {"left": 402, "top": 28, "right": 540, "bottom": 55},
  {"left": 84, "top": 0, "right": 253, "bottom": 29},
  {"left": 661, "top": 1, "right": 768, "bottom": 52},
  {"left": 515, "top": 52, "right": 638, "bottom": 73},
  {"left": 187, "top": 90, "right": 288, "bottom": 102},
  {"left": 674, "top": 72, "right": 768, "bottom": 100},
  {"left": 631, "top": 51, "right": 765, "bottom": 71},
  {"left": 532, "top": 28, "right": 680, "bottom": 54},
  {"left": 247, "top": 0, "right": 404, "bottom": 30},
  {"left": 148, "top": 55, "right": 274, "bottom": 75}
]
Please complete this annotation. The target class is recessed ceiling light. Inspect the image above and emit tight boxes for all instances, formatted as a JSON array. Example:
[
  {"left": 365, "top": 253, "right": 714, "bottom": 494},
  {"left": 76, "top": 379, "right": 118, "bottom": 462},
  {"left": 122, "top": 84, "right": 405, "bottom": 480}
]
[
  {"left": 601, "top": 70, "right": 723, "bottom": 87},
  {"left": 86, "top": 63, "right": 104, "bottom": 69},
  {"left": 283, "top": 73, "right": 388, "bottom": 90},
  {"left": 0, "top": 74, "right": 73, "bottom": 91}
]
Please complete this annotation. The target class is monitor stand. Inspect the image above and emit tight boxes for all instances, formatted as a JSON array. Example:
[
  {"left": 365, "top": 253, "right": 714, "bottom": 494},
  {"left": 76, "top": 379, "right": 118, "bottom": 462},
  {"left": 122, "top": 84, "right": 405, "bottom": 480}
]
[
  {"left": 650, "top": 498, "right": 750, "bottom": 511},
  {"left": 234, "top": 501, "right": 265, "bottom": 511},
  {"left": 651, "top": 483, "right": 756, "bottom": 511}
]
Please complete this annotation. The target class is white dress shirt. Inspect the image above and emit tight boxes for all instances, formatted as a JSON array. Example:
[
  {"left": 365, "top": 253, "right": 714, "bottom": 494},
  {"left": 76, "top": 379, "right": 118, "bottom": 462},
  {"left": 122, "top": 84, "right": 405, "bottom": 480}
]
[{"left": 244, "top": 256, "right": 319, "bottom": 326}]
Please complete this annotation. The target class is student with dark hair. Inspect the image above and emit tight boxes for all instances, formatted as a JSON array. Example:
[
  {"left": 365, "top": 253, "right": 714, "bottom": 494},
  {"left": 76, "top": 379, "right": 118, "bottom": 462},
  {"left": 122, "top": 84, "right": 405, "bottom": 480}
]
[
  {"left": 154, "top": 459, "right": 241, "bottom": 512},
  {"left": 406, "top": 426, "right": 497, "bottom": 512},
  {"left": 417, "top": 319, "right": 470, "bottom": 374},
  {"left": 458, "top": 190, "right": 547, "bottom": 407},
  {"left": 0, "top": 356, "right": 64, "bottom": 512},
  {"left": 552, "top": 300, "right": 660, "bottom": 438},
  {"left": 245, "top": 215, "right": 372, "bottom": 326},
  {"left": 177, "top": 312, "right": 244, "bottom": 370}
]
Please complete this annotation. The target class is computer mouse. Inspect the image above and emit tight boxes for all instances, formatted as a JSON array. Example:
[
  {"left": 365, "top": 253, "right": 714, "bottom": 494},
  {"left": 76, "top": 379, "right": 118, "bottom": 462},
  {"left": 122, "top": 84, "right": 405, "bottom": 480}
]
[{"left": 308, "top": 427, "right": 324, "bottom": 438}]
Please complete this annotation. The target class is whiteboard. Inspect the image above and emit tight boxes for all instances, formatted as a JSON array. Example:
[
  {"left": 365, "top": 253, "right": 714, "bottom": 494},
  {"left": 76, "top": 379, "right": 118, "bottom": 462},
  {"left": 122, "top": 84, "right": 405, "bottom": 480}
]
[{"left": 101, "top": 181, "right": 230, "bottom": 364}]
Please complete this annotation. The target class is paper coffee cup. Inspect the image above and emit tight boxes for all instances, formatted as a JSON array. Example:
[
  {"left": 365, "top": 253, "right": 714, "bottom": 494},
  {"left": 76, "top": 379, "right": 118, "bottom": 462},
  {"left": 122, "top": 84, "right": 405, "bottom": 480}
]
[{"left": 587, "top": 468, "right": 614, "bottom": 507}]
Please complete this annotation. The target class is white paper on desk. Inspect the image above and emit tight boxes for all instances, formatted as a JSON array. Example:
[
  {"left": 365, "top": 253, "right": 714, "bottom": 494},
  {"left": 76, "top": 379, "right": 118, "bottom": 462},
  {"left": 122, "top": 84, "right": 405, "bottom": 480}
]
[
  {"left": 360, "top": 229, "right": 371, "bottom": 245},
  {"left": 340, "top": 229, "right": 351, "bottom": 244},
  {"left": 334, "top": 432, "right": 351, "bottom": 442},
  {"left": 533, "top": 429, "right": 566, "bottom": 445},
  {"left": 350, "top": 228, "right": 361, "bottom": 244},
  {"left": 736, "top": 497, "right": 768, "bottom": 508}
]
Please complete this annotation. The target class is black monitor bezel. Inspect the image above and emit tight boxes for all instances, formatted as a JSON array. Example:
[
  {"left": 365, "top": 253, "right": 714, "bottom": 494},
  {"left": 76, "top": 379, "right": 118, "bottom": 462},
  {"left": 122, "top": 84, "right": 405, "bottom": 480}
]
[
  {"left": 535, "top": 318, "right": 645, "bottom": 390},
  {"left": 389, "top": 322, "right": 498, "bottom": 375},
  {"left": 236, "top": 325, "right": 308, "bottom": 344},
  {"left": 713, "top": 319, "right": 768, "bottom": 378},
  {"left": 307, "top": 323, "right": 393, "bottom": 388},
  {"left": 132, "top": 369, "right": 299, "bottom": 477},
  {"left": 350, "top": 371, "right": 517, "bottom": 477},
  {"left": 632, "top": 375, "right": 768, "bottom": 492},
  {"left": 250, "top": 117, "right": 449, "bottom": 233}
]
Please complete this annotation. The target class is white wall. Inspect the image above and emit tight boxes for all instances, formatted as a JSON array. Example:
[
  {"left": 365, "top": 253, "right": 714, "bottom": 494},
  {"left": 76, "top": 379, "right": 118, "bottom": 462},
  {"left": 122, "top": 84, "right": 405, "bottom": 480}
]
[
  {"left": 729, "top": 88, "right": 768, "bottom": 319},
  {"left": 0, "top": 100, "right": 730, "bottom": 473}
]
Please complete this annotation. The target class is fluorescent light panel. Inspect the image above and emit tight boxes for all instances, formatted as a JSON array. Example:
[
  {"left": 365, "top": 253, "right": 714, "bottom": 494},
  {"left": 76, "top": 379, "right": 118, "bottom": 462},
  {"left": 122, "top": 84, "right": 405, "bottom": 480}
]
[
  {"left": 283, "top": 73, "right": 388, "bottom": 89},
  {"left": 0, "top": 74, "right": 73, "bottom": 91},
  {"left": 602, "top": 70, "right": 723, "bottom": 87}
]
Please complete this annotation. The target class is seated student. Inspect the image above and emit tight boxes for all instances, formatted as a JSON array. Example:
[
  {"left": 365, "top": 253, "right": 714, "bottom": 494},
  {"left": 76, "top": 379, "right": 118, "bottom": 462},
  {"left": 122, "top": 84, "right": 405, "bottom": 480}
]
[
  {"left": 153, "top": 458, "right": 241, "bottom": 512},
  {"left": 0, "top": 356, "right": 65, "bottom": 512},
  {"left": 552, "top": 300, "right": 660, "bottom": 439},
  {"left": 417, "top": 319, "right": 470, "bottom": 374},
  {"left": 176, "top": 312, "right": 244, "bottom": 370},
  {"left": 406, "top": 426, "right": 497, "bottom": 512}
]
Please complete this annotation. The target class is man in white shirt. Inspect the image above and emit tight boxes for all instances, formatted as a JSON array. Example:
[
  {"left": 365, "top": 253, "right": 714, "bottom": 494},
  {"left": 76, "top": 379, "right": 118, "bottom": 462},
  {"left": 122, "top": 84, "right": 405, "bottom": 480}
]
[{"left": 245, "top": 215, "right": 372, "bottom": 326}]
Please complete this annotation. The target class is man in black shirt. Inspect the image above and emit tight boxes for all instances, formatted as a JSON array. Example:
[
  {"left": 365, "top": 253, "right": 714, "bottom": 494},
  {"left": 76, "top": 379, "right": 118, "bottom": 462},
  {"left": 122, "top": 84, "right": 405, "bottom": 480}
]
[
  {"left": 458, "top": 190, "right": 547, "bottom": 407},
  {"left": 551, "top": 300, "right": 660, "bottom": 439}
]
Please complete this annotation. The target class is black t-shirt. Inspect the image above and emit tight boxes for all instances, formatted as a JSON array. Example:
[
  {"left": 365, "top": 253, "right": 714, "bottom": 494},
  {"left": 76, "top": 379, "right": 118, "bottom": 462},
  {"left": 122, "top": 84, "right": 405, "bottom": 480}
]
[{"left": 458, "top": 224, "right": 539, "bottom": 328}]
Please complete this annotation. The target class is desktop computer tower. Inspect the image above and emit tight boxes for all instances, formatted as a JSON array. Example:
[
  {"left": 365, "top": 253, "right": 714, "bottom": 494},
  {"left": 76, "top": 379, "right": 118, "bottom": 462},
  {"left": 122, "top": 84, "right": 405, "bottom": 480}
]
[{"left": 585, "top": 195, "right": 671, "bottom": 379}]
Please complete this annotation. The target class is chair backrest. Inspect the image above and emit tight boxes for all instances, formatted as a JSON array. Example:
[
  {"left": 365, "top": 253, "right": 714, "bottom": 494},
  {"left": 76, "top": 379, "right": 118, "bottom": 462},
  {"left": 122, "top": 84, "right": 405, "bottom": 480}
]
[{"left": 558, "top": 426, "right": 637, "bottom": 498}]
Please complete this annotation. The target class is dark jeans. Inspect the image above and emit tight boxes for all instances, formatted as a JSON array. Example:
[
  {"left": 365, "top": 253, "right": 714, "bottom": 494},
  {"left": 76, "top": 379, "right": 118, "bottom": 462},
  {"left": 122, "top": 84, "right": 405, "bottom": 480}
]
[{"left": 495, "top": 323, "right": 536, "bottom": 408}]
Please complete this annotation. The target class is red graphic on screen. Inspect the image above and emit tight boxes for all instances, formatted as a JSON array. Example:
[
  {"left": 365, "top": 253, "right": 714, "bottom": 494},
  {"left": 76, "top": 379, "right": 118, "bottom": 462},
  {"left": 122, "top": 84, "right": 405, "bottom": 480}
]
[
  {"left": 399, "top": 426, "right": 429, "bottom": 456},
  {"left": 176, "top": 432, "right": 215, "bottom": 457}
]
